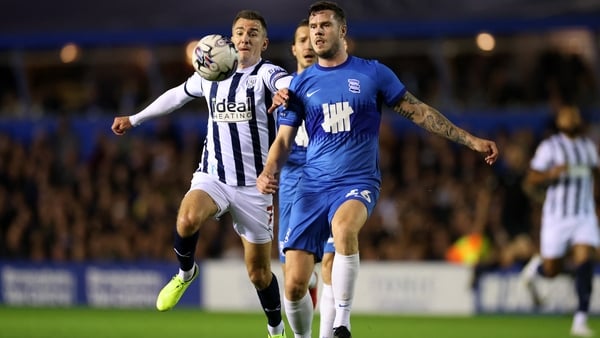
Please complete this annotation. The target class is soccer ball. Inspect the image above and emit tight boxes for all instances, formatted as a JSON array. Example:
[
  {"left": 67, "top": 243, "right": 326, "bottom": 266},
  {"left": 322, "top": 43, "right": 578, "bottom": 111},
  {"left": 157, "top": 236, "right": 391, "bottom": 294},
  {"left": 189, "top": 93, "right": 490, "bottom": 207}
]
[{"left": 192, "top": 34, "right": 239, "bottom": 81}]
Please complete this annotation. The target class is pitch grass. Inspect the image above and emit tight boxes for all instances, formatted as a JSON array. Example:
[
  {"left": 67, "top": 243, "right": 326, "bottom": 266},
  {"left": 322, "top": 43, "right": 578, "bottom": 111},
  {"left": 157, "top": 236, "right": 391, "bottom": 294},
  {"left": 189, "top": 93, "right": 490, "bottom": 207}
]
[{"left": 0, "top": 306, "right": 592, "bottom": 338}]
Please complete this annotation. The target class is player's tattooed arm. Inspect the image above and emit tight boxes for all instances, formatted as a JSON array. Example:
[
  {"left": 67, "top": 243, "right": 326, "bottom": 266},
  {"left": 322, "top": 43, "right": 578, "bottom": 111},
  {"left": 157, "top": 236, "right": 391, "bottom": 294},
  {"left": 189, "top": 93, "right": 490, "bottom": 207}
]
[{"left": 394, "top": 91, "right": 474, "bottom": 149}]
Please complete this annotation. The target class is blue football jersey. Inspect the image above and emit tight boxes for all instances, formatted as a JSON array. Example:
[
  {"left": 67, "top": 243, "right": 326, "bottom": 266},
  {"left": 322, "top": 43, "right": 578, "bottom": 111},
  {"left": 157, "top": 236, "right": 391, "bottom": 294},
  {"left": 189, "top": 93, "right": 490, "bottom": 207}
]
[
  {"left": 278, "top": 56, "right": 406, "bottom": 190},
  {"left": 275, "top": 71, "right": 308, "bottom": 167}
]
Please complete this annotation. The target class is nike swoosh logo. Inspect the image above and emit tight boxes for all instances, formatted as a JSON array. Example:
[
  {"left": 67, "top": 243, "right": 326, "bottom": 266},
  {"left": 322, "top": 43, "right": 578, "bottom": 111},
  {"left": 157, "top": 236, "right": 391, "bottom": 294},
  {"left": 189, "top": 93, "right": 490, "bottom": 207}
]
[{"left": 307, "top": 89, "right": 321, "bottom": 97}]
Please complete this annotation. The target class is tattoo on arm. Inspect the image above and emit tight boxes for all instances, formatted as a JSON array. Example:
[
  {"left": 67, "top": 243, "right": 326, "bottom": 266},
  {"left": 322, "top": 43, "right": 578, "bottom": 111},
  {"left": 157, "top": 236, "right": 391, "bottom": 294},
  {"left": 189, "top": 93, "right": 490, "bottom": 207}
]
[{"left": 393, "top": 92, "right": 474, "bottom": 148}]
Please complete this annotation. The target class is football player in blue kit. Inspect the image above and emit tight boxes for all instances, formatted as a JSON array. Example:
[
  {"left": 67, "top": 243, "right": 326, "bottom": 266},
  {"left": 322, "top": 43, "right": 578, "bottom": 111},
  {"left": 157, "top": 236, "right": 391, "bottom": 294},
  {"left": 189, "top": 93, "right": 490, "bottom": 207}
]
[
  {"left": 277, "top": 18, "right": 321, "bottom": 308},
  {"left": 257, "top": 2, "right": 499, "bottom": 337},
  {"left": 277, "top": 18, "right": 338, "bottom": 338}
]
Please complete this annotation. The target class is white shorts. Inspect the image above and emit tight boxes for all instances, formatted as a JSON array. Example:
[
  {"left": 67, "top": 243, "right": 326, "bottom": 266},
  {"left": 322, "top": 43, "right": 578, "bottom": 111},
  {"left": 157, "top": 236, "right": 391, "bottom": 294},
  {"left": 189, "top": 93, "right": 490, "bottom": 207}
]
[
  {"left": 540, "top": 215, "right": 600, "bottom": 258},
  {"left": 189, "top": 172, "right": 274, "bottom": 244}
]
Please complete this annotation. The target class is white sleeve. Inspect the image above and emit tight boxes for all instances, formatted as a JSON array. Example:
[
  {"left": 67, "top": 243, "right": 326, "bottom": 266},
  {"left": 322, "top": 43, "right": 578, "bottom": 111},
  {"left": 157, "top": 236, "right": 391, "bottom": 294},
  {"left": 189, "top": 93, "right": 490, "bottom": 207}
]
[
  {"left": 260, "top": 63, "right": 289, "bottom": 92},
  {"left": 129, "top": 82, "right": 196, "bottom": 126},
  {"left": 530, "top": 140, "right": 553, "bottom": 172},
  {"left": 275, "top": 74, "right": 293, "bottom": 89}
]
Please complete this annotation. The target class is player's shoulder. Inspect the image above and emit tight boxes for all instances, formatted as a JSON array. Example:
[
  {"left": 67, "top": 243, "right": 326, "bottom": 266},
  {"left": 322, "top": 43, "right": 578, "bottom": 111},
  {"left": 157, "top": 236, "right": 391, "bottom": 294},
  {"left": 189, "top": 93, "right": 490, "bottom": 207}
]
[
  {"left": 184, "top": 71, "right": 206, "bottom": 98},
  {"left": 257, "top": 59, "right": 287, "bottom": 75},
  {"left": 256, "top": 59, "right": 288, "bottom": 86},
  {"left": 350, "top": 55, "right": 378, "bottom": 65},
  {"left": 536, "top": 134, "right": 560, "bottom": 152}
]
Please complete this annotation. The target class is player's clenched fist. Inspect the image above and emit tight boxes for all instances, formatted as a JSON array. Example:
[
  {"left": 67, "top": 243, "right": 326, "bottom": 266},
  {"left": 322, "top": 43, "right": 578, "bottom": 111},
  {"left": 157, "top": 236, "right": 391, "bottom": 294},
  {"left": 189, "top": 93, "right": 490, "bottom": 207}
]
[
  {"left": 111, "top": 116, "right": 133, "bottom": 135},
  {"left": 256, "top": 172, "right": 279, "bottom": 194}
]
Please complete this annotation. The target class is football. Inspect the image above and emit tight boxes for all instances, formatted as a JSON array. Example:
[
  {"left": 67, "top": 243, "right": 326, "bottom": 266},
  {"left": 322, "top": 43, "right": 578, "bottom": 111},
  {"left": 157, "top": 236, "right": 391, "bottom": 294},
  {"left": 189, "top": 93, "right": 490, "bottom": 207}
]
[{"left": 192, "top": 34, "right": 239, "bottom": 81}]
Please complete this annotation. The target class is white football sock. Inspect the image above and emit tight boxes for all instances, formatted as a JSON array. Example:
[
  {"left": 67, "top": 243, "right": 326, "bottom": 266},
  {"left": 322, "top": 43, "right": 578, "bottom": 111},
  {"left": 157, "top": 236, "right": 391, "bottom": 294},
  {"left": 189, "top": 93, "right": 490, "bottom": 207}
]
[
  {"left": 319, "top": 283, "right": 336, "bottom": 338},
  {"left": 308, "top": 271, "right": 318, "bottom": 289},
  {"left": 267, "top": 321, "right": 285, "bottom": 336},
  {"left": 332, "top": 253, "right": 359, "bottom": 329},
  {"left": 284, "top": 293, "right": 313, "bottom": 338},
  {"left": 178, "top": 264, "right": 196, "bottom": 281},
  {"left": 573, "top": 311, "right": 588, "bottom": 326}
]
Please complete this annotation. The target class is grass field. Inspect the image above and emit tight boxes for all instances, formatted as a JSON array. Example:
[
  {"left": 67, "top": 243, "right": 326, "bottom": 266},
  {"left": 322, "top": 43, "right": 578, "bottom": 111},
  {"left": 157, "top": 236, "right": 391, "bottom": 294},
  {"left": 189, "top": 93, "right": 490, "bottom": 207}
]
[{"left": 0, "top": 307, "right": 592, "bottom": 338}]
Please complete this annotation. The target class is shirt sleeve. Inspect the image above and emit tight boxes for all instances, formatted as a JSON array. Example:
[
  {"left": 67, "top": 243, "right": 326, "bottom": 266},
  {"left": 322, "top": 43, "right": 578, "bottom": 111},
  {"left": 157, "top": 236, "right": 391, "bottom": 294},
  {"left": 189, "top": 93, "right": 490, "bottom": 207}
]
[
  {"left": 530, "top": 140, "right": 554, "bottom": 172},
  {"left": 376, "top": 61, "right": 407, "bottom": 107},
  {"left": 260, "top": 63, "right": 289, "bottom": 92},
  {"left": 277, "top": 78, "right": 304, "bottom": 128},
  {"left": 129, "top": 80, "right": 196, "bottom": 126}
]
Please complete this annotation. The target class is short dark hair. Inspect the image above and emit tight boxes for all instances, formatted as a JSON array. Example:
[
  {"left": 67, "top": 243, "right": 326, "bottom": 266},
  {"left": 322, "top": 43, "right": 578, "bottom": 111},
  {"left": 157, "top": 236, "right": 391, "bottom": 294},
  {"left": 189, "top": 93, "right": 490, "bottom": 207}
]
[
  {"left": 293, "top": 18, "right": 309, "bottom": 45},
  {"left": 308, "top": 1, "right": 346, "bottom": 25},
  {"left": 233, "top": 10, "right": 268, "bottom": 32},
  {"left": 297, "top": 18, "right": 309, "bottom": 28}
]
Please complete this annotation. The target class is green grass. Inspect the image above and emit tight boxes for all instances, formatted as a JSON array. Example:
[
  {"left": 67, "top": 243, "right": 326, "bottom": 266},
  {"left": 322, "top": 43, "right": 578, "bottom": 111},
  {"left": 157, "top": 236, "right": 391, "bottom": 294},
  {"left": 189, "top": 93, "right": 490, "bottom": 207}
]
[{"left": 0, "top": 307, "right": 591, "bottom": 338}]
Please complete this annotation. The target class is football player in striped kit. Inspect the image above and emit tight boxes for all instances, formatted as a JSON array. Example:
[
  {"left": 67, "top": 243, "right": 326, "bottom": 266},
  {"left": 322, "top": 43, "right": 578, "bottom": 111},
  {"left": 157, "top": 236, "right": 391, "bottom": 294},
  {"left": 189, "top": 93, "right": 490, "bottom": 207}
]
[
  {"left": 112, "top": 10, "right": 291, "bottom": 338},
  {"left": 258, "top": 2, "right": 498, "bottom": 337},
  {"left": 521, "top": 105, "right": 599, "bottom": 337}
]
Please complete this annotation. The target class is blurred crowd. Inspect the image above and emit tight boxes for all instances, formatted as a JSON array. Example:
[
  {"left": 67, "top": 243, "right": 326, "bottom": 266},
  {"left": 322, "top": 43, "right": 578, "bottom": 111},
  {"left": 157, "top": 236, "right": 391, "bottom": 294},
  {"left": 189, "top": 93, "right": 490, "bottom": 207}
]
[
  {"left": 0, "top": 40, "right": 598, "bottom": 118},
  {"left": 1, "top": 110, "right": 598, "bottom": 268},
  {"left": 0, "top": 33, "right": 599, "bottom": 269}
]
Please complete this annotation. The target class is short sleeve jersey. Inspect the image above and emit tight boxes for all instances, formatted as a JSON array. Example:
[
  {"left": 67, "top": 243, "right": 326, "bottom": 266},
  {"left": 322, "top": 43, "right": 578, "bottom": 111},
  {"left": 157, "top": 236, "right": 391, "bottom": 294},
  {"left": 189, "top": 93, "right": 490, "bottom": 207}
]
[
  {"left": 530, "top": 132, "right": 599, "bottom": 218},
  {"left": 184, "top": 59, "right": 288, "bottom": 186},
  {"left": 278, "top": 56, "right": 406, "bottom": 190}
]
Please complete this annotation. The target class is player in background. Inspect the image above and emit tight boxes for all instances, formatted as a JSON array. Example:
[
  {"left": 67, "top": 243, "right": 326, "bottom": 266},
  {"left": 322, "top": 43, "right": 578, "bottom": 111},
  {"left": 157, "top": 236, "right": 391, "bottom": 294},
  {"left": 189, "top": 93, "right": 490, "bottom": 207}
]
[
  {"left": 520, "top": 105, "right": 599, "bottom": 337},
  {"left": 277, "top": 18, "right": 321, "bottom": 308},
  {"left": 112, "top": 10, "right": 290, "bottom": 338},
  {"left": 258, "top": 1, "right": 498, "bottom": 337}
]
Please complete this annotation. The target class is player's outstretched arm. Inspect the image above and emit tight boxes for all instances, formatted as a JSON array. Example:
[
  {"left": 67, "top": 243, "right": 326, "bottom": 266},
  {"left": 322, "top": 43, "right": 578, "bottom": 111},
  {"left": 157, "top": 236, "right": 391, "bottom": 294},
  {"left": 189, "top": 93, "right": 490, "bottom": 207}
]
[
  {"left": 111, "top": 116, "right": 133, "bottom": 135},
  {"left": 394, "top": 91, "right": 499, "bottom": 165},
  {"left": 257, "top": 125, "right": 297, "bottom": 194},
  {"left": 112, "top": 84, "right": 195, "bottom": 135}
]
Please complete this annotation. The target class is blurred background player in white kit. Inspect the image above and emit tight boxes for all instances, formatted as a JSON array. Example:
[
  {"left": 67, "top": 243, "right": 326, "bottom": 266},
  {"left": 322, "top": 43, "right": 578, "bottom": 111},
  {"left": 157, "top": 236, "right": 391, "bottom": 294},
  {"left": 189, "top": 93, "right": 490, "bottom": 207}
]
[
  {"left": 521, "top": 105, "right": 599, "bottom": 337},
  {"left": 111, "top": 9, "right": 291, "bottom": 338}
]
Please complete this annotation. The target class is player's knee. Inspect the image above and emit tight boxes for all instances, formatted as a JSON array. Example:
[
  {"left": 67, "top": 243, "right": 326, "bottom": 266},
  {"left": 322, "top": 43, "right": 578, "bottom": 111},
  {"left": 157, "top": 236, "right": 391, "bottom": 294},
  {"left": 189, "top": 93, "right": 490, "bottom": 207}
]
[
  {"left": 284, "top": 276, "right": 308, "bottom": 301},
  {"left": 248, "top": 266, "right": 271, "bottom": 289},
  {"left": 176, "top": 212, "right": 202, "bottom": 236},
  {"left": 543, "top": 263, "right": 561, "bottom": 277}
]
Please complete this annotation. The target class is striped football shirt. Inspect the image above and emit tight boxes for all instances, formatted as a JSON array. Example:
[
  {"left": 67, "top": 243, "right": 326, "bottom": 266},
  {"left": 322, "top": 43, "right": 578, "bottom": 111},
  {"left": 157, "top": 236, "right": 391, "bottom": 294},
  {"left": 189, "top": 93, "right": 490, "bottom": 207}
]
[
  {"left": 530, "top": 132, "right": 599, "bottom": 219},
  {"left": 184, "top": 59, "right": 289, "bottom": 186}
]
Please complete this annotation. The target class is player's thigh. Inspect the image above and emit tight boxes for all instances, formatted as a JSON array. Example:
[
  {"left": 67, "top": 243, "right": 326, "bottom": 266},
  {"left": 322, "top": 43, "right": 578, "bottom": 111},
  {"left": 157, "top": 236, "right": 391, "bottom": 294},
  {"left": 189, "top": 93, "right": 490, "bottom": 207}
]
[
  {"left": 331, "top": 199, "right": 368, "bottom": 239},
  {"left": 230, "top": 186, "right": 274, "bottom": 244},
  {"left": 572, "top": 216, "right": 600, "bottom": 248},
  {"left": 540, "top": 218, "right": 574, "bottom": 258},
  {"left": 185, "top": 172, "right": 228, "bottom": 220},
  {"left": 571, "top": 216, "right": 599, "bottom": 264},
  {"left": 177, "top": 190, "right": 219, "bottom": 234}
]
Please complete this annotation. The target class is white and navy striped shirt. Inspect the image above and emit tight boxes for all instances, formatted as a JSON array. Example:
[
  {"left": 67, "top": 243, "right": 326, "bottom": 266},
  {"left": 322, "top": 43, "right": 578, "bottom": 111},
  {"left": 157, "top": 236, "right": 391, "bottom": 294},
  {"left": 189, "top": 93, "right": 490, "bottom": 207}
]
[
  {"left": 531, "top": 132, "right": 599, "bottom": 219},
  {"left": 184, "top": 59, "right": 289, "bottom": 186}
]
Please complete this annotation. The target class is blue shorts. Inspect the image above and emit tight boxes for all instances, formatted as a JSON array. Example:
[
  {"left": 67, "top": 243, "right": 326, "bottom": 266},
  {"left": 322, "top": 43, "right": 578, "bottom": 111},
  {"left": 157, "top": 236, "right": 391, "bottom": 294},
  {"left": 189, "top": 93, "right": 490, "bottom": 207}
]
[
  {"left": 278, "top": 163, "right": 302, "bottom": 262},
  {"left": 283, "top": 182, "right": 379, "bottom": 262}
]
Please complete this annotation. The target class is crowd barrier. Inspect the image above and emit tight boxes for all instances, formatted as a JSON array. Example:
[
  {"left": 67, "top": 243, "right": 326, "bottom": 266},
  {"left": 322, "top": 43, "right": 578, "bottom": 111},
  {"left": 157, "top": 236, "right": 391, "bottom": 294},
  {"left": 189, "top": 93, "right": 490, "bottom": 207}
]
[{"left": 2, "top": 260, "right": 600, "bottom": 315}]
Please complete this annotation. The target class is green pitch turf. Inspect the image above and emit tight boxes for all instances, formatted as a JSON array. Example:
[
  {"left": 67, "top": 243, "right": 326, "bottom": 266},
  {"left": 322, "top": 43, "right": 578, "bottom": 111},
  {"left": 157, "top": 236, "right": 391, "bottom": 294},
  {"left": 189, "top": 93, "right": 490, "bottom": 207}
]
[{"left": 0, "top": 306, "right": 591, "bottom": 338}]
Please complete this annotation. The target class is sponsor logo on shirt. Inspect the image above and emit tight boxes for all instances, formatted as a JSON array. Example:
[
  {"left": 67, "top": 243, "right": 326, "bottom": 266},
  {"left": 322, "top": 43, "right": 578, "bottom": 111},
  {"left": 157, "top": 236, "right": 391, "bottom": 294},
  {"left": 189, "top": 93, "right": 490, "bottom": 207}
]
[{"left": 211, "top": 97, "right": 253, "bottom": 122}]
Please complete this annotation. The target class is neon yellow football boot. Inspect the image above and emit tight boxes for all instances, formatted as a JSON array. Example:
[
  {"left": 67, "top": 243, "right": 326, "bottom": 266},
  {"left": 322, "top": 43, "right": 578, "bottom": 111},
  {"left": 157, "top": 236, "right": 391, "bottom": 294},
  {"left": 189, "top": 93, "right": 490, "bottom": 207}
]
[
  {"left": 268, "top": 331, "right": 287, "bottom": 338},
  {"left": 156, "top": 264, "right": 199, "bottom": 311}
]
